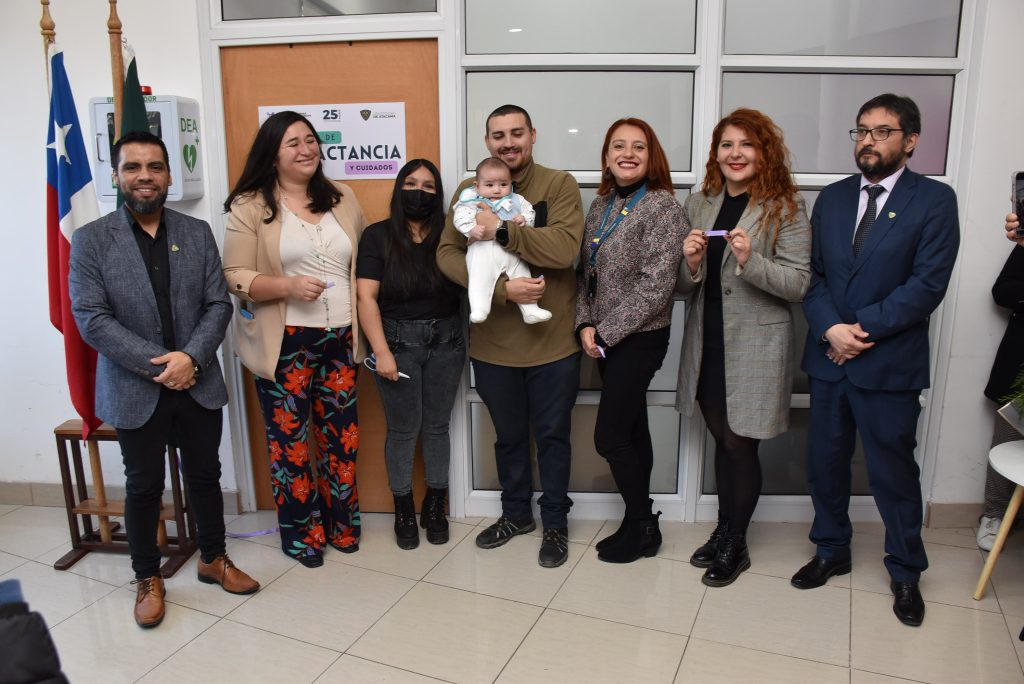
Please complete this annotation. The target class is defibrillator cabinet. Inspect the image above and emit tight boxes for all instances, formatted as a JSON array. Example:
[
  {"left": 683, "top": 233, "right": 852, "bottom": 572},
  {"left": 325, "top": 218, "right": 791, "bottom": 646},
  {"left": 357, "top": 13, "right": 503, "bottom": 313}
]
[{"left": 88, "top": 95, "right": 203, "bottom": 202}]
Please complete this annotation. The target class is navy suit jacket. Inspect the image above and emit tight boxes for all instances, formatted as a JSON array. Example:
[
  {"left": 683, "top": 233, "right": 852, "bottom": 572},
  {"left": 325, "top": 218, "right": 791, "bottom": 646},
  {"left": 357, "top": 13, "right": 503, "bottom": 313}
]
[
  {"left": 801, "top": 168, "right": 960, "bottom": 391},
  {"left": 69, "top": 206, "right": 231, "bottom": 429}
]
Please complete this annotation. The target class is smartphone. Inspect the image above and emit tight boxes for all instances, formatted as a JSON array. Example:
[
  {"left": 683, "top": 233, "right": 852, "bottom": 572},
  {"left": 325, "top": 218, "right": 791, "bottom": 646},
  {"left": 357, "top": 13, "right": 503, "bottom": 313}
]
[{"left": 1014, "top": 171, "right": 1024, "bottom": 238}]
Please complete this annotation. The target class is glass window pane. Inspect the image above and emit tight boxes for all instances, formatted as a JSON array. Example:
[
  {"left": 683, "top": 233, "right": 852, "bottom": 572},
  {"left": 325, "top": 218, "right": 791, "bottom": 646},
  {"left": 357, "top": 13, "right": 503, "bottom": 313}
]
[
  {"left": 724, "top": 0, "right": 961, "bottom": 57},
  {"left": 471, "top": 403, "right": 680, "bottom": 494},
  {"left": 466, "top": 72, "right": 693, "bottom": 172},
  {"left": 721, "top": 73, "right": 952, "bottom": 175},
  {"left": 702, "top": 409, "right": 871, "bottom": 495},
  {"left": 466, "top": 0, "right": 696, "bottom": 55},
  {"left": 222, "top": 0, "right": 435, "bottom": 20}
]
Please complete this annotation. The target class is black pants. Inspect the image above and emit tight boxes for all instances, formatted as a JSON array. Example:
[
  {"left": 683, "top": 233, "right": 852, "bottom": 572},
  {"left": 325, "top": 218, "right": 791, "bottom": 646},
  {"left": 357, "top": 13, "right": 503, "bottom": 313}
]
[
  {"left": 472, "top": 353, "right": 580, "bottom": 529},
  {"left": 116, "top": 388, "right": 226, "bottom": 578},
  {"left": 595, "top": 327, "right": 670, "bottom": 518}
]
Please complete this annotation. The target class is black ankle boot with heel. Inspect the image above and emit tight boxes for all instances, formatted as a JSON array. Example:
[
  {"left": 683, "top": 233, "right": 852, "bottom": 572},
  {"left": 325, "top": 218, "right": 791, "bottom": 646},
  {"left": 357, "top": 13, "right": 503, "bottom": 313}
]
[
  {"left": 597, "top": 511, "right": 662, "bottom": 564},
  {"left": 393, "top": 492, "right": 419, "bottom": 550},
  {"left": 420, "top": 487, "right": 449, "bottom": 545}
]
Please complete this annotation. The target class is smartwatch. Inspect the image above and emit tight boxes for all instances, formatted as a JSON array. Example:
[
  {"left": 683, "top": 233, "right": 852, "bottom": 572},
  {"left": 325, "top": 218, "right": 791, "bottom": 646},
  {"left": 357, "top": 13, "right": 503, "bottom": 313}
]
[{"left": 495, "top": 221, "right": 510, "bottom": 247}]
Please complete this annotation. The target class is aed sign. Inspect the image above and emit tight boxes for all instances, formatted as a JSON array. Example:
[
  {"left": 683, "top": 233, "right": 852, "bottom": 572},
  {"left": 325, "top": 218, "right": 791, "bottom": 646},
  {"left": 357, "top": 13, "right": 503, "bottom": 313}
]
[{"left": 257, "top": 102, "right": 407, "bottom": 180}]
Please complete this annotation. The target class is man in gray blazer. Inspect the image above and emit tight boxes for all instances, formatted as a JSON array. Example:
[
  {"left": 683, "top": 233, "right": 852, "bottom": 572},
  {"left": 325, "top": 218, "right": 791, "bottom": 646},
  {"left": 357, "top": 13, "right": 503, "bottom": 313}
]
[{"left": 69, "top": 131, "right": 258, "bottom": 628}]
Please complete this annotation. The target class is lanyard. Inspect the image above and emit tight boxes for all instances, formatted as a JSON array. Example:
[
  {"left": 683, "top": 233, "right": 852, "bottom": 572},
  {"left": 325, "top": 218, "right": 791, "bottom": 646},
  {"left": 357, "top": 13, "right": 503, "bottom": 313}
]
[{"left": 589, "top": 185, "right": 647, "bottom": 268}]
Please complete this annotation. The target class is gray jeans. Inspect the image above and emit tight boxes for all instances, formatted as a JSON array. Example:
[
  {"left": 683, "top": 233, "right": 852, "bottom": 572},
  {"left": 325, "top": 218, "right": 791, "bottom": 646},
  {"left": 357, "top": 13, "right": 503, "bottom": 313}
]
[{"left": 375, "top": 316, "right": 465, "bottom": 495}]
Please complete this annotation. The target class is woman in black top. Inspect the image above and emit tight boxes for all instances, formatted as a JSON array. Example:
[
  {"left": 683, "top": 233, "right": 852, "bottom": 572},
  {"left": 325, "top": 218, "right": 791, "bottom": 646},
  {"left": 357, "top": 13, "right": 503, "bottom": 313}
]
[{"left": 356, "top": 159, "right": 464, "bottom": 550}]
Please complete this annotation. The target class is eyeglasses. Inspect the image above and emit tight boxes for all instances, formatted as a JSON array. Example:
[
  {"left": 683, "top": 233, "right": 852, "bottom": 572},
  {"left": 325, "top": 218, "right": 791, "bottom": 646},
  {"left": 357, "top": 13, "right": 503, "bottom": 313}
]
[{"left": 849, "top": 127, "right": 905, "bottom": 142}]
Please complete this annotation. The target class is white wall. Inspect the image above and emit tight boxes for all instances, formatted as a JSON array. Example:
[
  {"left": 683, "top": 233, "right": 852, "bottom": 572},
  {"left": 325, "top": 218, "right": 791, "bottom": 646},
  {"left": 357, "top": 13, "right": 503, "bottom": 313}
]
[
  {"left": 0, "top": 0, "right": 236, "bottom": 489},
  {"left": 928, "top": 0, "right": 1024, "bottom": 504},
  {"left": 1, "top": 0, "right": 1019, "bottom": 510}
]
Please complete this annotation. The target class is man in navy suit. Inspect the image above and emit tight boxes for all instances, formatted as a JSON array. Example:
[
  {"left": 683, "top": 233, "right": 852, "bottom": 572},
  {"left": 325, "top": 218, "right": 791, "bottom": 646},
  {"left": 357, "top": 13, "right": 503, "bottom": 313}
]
[
  {"left": 791, "top": 95, "right": 960, "bottom": 627},
  {"left": 69, "top": 131, "right": 258, "bottom": 628}
]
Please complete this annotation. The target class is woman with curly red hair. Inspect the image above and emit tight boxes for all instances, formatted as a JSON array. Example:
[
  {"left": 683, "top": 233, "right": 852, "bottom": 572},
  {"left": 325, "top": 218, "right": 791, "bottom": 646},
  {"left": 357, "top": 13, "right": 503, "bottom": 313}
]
[{"left": 675, "top": 108, "right": 811, "bottom": 586}]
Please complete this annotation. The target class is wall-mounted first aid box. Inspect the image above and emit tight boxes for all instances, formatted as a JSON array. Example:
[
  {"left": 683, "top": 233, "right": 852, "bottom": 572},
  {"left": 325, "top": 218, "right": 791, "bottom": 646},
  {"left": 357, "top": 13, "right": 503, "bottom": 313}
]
[{"left": 89, "top": 95, "right": 203, "bottom": 202}]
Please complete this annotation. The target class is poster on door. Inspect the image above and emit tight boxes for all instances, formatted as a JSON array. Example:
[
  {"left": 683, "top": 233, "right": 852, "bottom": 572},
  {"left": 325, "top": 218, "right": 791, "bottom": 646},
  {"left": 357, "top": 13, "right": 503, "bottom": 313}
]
[{"left": 257, "top": 103, "right": 407, "bottom": 180}]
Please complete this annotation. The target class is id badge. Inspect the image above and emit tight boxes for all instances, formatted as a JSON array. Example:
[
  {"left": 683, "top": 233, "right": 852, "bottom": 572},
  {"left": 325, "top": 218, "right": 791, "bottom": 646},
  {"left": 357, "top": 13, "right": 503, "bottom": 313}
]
[{"left": 588, "top": 272, "right": 597, "bottom": 299}]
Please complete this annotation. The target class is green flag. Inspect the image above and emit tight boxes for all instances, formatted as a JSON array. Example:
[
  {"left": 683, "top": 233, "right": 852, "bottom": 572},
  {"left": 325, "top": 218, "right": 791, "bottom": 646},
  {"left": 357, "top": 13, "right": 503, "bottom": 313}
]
[{"left": 116, "top": 45, "right": 149, "bottom": 208}]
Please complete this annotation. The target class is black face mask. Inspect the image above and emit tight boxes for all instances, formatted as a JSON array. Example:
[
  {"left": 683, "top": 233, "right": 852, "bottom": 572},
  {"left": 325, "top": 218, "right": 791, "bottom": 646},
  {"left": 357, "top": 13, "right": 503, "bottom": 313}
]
[{"left": 401, "top": 189, "right": 435, "bottom": 219}]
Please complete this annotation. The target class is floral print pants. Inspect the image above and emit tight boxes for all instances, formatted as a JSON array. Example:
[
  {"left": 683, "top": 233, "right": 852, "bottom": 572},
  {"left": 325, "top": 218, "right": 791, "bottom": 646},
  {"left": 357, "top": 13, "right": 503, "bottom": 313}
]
[{"left": 254, "top": 325, "right": 360, "bottom": 559}]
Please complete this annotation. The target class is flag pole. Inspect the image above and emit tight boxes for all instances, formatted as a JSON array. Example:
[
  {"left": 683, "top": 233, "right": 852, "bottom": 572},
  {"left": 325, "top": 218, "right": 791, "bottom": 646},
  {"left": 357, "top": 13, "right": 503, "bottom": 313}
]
[
  {"left": 40, "top": 0, "right": 55, "bottom": 88},
  {"left": 108, "top": 0, "right": 124, "bottom": 138}
]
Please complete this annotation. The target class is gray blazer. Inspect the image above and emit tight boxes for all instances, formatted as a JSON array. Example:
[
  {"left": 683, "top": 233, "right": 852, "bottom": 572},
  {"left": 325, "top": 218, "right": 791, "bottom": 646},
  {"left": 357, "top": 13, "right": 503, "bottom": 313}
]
[
  {"left": 69, "top": 206, "right": 231, "bottom": 429},
  {"left": 675, "top": 191, "right": 811, "bottom": 439}
]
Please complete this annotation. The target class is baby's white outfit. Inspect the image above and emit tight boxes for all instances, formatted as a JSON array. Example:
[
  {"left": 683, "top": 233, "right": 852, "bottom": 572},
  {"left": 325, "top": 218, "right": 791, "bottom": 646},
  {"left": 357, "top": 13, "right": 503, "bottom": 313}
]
[{"left": 453, "top": 188, "right": 552, "bottom": 324}]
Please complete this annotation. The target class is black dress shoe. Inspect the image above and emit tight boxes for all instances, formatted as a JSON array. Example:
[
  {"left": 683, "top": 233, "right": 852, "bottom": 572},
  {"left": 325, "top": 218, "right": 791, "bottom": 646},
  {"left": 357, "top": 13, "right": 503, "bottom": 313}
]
[
  {"left": 891, "top": 581, "right": 925, "bottom": 626},
  {"left": 790, "top": 555, "right": 851, "bottom": 589}
]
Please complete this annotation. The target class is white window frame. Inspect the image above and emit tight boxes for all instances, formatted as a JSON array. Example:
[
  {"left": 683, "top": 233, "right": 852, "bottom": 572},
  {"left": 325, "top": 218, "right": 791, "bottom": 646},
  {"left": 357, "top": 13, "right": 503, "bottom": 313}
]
[{"left": 196, "top": 0, "right": 981, "bottom": 521}]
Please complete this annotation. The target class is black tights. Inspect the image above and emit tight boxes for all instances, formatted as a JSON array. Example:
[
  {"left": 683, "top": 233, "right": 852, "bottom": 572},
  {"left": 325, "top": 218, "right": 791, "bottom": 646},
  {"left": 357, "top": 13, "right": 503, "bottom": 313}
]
[{"left": 700, "top": 401, "right": 761, "bottom": 533}]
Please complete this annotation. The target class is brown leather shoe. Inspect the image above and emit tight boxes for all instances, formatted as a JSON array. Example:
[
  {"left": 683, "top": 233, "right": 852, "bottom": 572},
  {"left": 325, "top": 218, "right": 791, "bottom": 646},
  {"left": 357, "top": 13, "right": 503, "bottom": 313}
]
[
  {"left": 197, "top": 554, "right": 260, "bottom": 595},
  {"left": 132, "top": 576, "right": 165, "bottom": 628}
]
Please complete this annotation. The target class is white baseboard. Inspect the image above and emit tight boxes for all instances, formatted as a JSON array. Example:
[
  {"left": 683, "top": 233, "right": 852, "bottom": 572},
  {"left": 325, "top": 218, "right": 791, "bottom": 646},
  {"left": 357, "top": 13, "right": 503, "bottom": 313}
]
[{"left": 462, "top": 491, "right": 885, "bottom": 524}]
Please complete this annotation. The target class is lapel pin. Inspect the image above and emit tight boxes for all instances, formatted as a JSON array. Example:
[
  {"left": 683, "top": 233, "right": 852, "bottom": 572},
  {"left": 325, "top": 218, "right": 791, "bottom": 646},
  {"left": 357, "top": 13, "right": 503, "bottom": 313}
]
[
  {"left": 888, "top": 211, "right": 896, "bottom": 219},
  {"left": 171, "top": 244, "right": 180, "bottom": 252}
]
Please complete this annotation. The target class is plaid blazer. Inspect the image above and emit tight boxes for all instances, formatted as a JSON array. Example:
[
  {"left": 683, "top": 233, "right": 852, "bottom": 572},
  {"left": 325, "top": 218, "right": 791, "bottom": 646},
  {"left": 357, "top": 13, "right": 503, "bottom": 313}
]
[{"left": 674, "top": 191, "right": 811, "bottom": 438}]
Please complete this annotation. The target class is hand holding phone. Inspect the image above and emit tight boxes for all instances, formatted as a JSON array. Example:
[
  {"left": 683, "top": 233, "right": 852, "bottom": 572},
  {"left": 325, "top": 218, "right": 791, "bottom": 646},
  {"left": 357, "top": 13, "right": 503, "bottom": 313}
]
[{"left": 1013, "top": 171, "right": 1024, "bottom": 238}]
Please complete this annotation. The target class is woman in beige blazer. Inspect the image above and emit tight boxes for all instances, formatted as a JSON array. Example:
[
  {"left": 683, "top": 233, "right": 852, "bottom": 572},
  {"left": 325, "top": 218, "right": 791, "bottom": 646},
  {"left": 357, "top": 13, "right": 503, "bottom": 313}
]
[
  {"left": 223, "top": 111, "right": 367, "bottom": 568},
  {"left": 676, "top": 108, "right": 810, "bottom": 587}
]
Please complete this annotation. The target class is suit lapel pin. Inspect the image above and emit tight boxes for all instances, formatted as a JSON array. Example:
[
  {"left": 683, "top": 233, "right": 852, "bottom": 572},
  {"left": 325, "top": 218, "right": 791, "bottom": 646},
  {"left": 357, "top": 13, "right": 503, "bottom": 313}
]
[
  {"left": 888, "top": 211, "right": 896, "bottom": 219},
  {"left": 171, "top": 244, "right": 180, "bottom": 252}
]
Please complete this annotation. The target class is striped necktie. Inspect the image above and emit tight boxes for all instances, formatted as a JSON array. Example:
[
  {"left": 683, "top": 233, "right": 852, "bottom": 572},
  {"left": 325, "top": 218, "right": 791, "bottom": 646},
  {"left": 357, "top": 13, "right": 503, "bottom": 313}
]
[{"left": 853, "top": 185, "right": 885, "bottom": 256}]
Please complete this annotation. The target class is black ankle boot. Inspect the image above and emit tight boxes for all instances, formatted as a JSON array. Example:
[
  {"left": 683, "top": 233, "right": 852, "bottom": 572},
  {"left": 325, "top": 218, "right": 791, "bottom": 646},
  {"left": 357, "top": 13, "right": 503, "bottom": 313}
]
[
  {"left": 690, "top": 518, "right": 729, "bottom": 569},
  {"left": 596, "top": 516, "right": 627, "bottom": 553},
  {"left": 393, "top": 493, "right": 419, "bottom": 550},
  {"left": 598, "top": 498, "right": 656, "bottom": 552},
  {"left": 420, "top": 487, "right": 449, "bottom": 545},
  {"left": 597, "top": 512, "right": 662, "bottom": 564},
  {"left": 702, "top": 531, "right": 750, "bottom": 587}
]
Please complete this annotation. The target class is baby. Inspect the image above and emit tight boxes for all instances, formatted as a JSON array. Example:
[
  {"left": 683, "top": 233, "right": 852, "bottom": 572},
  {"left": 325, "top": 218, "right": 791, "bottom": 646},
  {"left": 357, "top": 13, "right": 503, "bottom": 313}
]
[{"left": 453, "top": 158, "right": 551, "bottom": 324}]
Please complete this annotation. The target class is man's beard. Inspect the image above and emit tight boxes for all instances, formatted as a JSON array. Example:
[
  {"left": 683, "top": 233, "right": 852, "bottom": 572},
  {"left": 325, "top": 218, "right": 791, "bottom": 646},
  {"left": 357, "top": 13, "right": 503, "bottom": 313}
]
[
  {"left": 122, "top": 188, "right": 168, "bottom": 215},
  {"left": 856, "top": 147, "right": 905, "bottom": 180}
]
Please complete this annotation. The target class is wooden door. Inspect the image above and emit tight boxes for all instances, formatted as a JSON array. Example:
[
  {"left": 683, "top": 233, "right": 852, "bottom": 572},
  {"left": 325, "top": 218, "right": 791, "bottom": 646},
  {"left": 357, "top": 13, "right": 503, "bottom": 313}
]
[{"left": 220, "top": 39, "right": 439, "bottom": 511}]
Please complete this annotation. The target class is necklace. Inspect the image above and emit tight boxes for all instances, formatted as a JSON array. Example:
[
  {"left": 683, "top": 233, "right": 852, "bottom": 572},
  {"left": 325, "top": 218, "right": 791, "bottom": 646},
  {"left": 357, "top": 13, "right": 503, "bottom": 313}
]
[{"left": 282, "top": 197, "right": 333, "bottom": 329}]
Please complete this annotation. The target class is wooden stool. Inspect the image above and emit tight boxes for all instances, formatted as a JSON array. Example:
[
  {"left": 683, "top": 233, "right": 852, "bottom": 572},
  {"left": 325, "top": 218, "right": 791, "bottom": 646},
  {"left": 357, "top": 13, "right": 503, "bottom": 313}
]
[{"left": 53, "top": 419, "right": 198, "bottom": 577}]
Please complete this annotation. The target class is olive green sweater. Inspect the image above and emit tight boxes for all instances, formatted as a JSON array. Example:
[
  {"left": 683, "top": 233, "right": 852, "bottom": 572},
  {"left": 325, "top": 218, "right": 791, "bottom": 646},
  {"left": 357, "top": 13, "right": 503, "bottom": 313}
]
[{"left": 437, "top": 161, "right": 584, "bottom": 366}]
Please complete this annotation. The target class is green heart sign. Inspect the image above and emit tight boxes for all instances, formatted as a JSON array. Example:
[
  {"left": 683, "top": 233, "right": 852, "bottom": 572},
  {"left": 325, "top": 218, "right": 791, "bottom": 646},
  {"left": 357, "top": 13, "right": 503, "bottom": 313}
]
[{"left": 182, "top": 144, "right": 197, "bottom": 173}]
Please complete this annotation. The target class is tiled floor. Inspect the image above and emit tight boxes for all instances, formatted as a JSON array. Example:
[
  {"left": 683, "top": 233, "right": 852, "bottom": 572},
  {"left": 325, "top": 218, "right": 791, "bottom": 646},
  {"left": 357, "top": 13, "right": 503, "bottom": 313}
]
[{"left": 2, "top": 506, "right": 1023, "bottom": 683}]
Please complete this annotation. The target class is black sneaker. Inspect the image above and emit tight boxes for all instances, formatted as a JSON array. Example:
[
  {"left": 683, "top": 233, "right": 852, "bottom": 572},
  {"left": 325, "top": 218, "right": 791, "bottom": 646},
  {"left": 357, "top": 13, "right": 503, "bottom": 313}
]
[
  {"left": 475, "top": 516, "right": 536, "bottom": 549},
  {"left": 538, "top": 527, "right": 569, "bottom": 568}
]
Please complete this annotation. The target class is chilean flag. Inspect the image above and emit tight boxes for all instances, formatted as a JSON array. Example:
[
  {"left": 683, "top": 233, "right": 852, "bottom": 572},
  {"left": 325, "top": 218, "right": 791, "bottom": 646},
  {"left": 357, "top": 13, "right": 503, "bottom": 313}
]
[{"left": 46, "top": 45, "right": 101, "bottom": 439}]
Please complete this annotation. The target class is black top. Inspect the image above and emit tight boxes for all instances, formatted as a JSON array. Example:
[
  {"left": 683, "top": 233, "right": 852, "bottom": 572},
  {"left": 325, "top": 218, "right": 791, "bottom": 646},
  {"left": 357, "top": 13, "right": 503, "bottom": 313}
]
[
  {"left": 704, "top": 191, "right": 749, "bottom": 307},
  {"left": 614, "top": 177, "right": 646, "bottom": 198},
  {"left": 986, "top": 245, "right": 1024, "bottom": 402},
  {"left": 697, "top": 191, "right": 749, "bottom": 408},
  {"left": 356, "top": 219, "right": 461, "bottom": 320},
  {"left": 128, "top": 207, "right": 175, "bottom": 349}
]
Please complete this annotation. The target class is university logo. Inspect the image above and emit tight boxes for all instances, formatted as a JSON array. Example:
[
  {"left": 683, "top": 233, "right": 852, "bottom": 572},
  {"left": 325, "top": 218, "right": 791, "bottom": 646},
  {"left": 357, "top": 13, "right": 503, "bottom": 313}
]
[{"left": 360, "top": 109, "right": 371, "bottom": 121}]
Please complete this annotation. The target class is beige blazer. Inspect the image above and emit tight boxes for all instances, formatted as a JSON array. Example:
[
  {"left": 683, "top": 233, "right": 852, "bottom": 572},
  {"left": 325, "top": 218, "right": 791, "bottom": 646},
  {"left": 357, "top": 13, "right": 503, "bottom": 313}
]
[
  {"left": 674, "top": 191, "right": 811, "bottom": 439},
  {"left": 222, "top": 182, "right": 367, "bottom": 380}
]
